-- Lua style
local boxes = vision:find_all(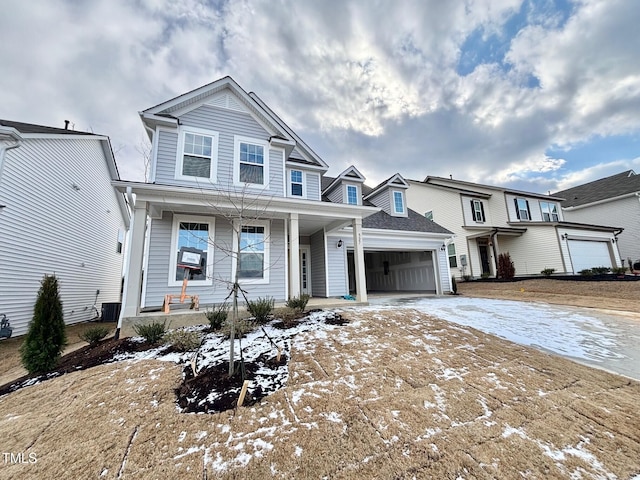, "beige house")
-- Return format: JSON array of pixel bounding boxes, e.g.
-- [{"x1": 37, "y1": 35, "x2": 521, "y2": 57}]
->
[{"x1": 407, "y1": 176, "x2": 623, "y2": 279}]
